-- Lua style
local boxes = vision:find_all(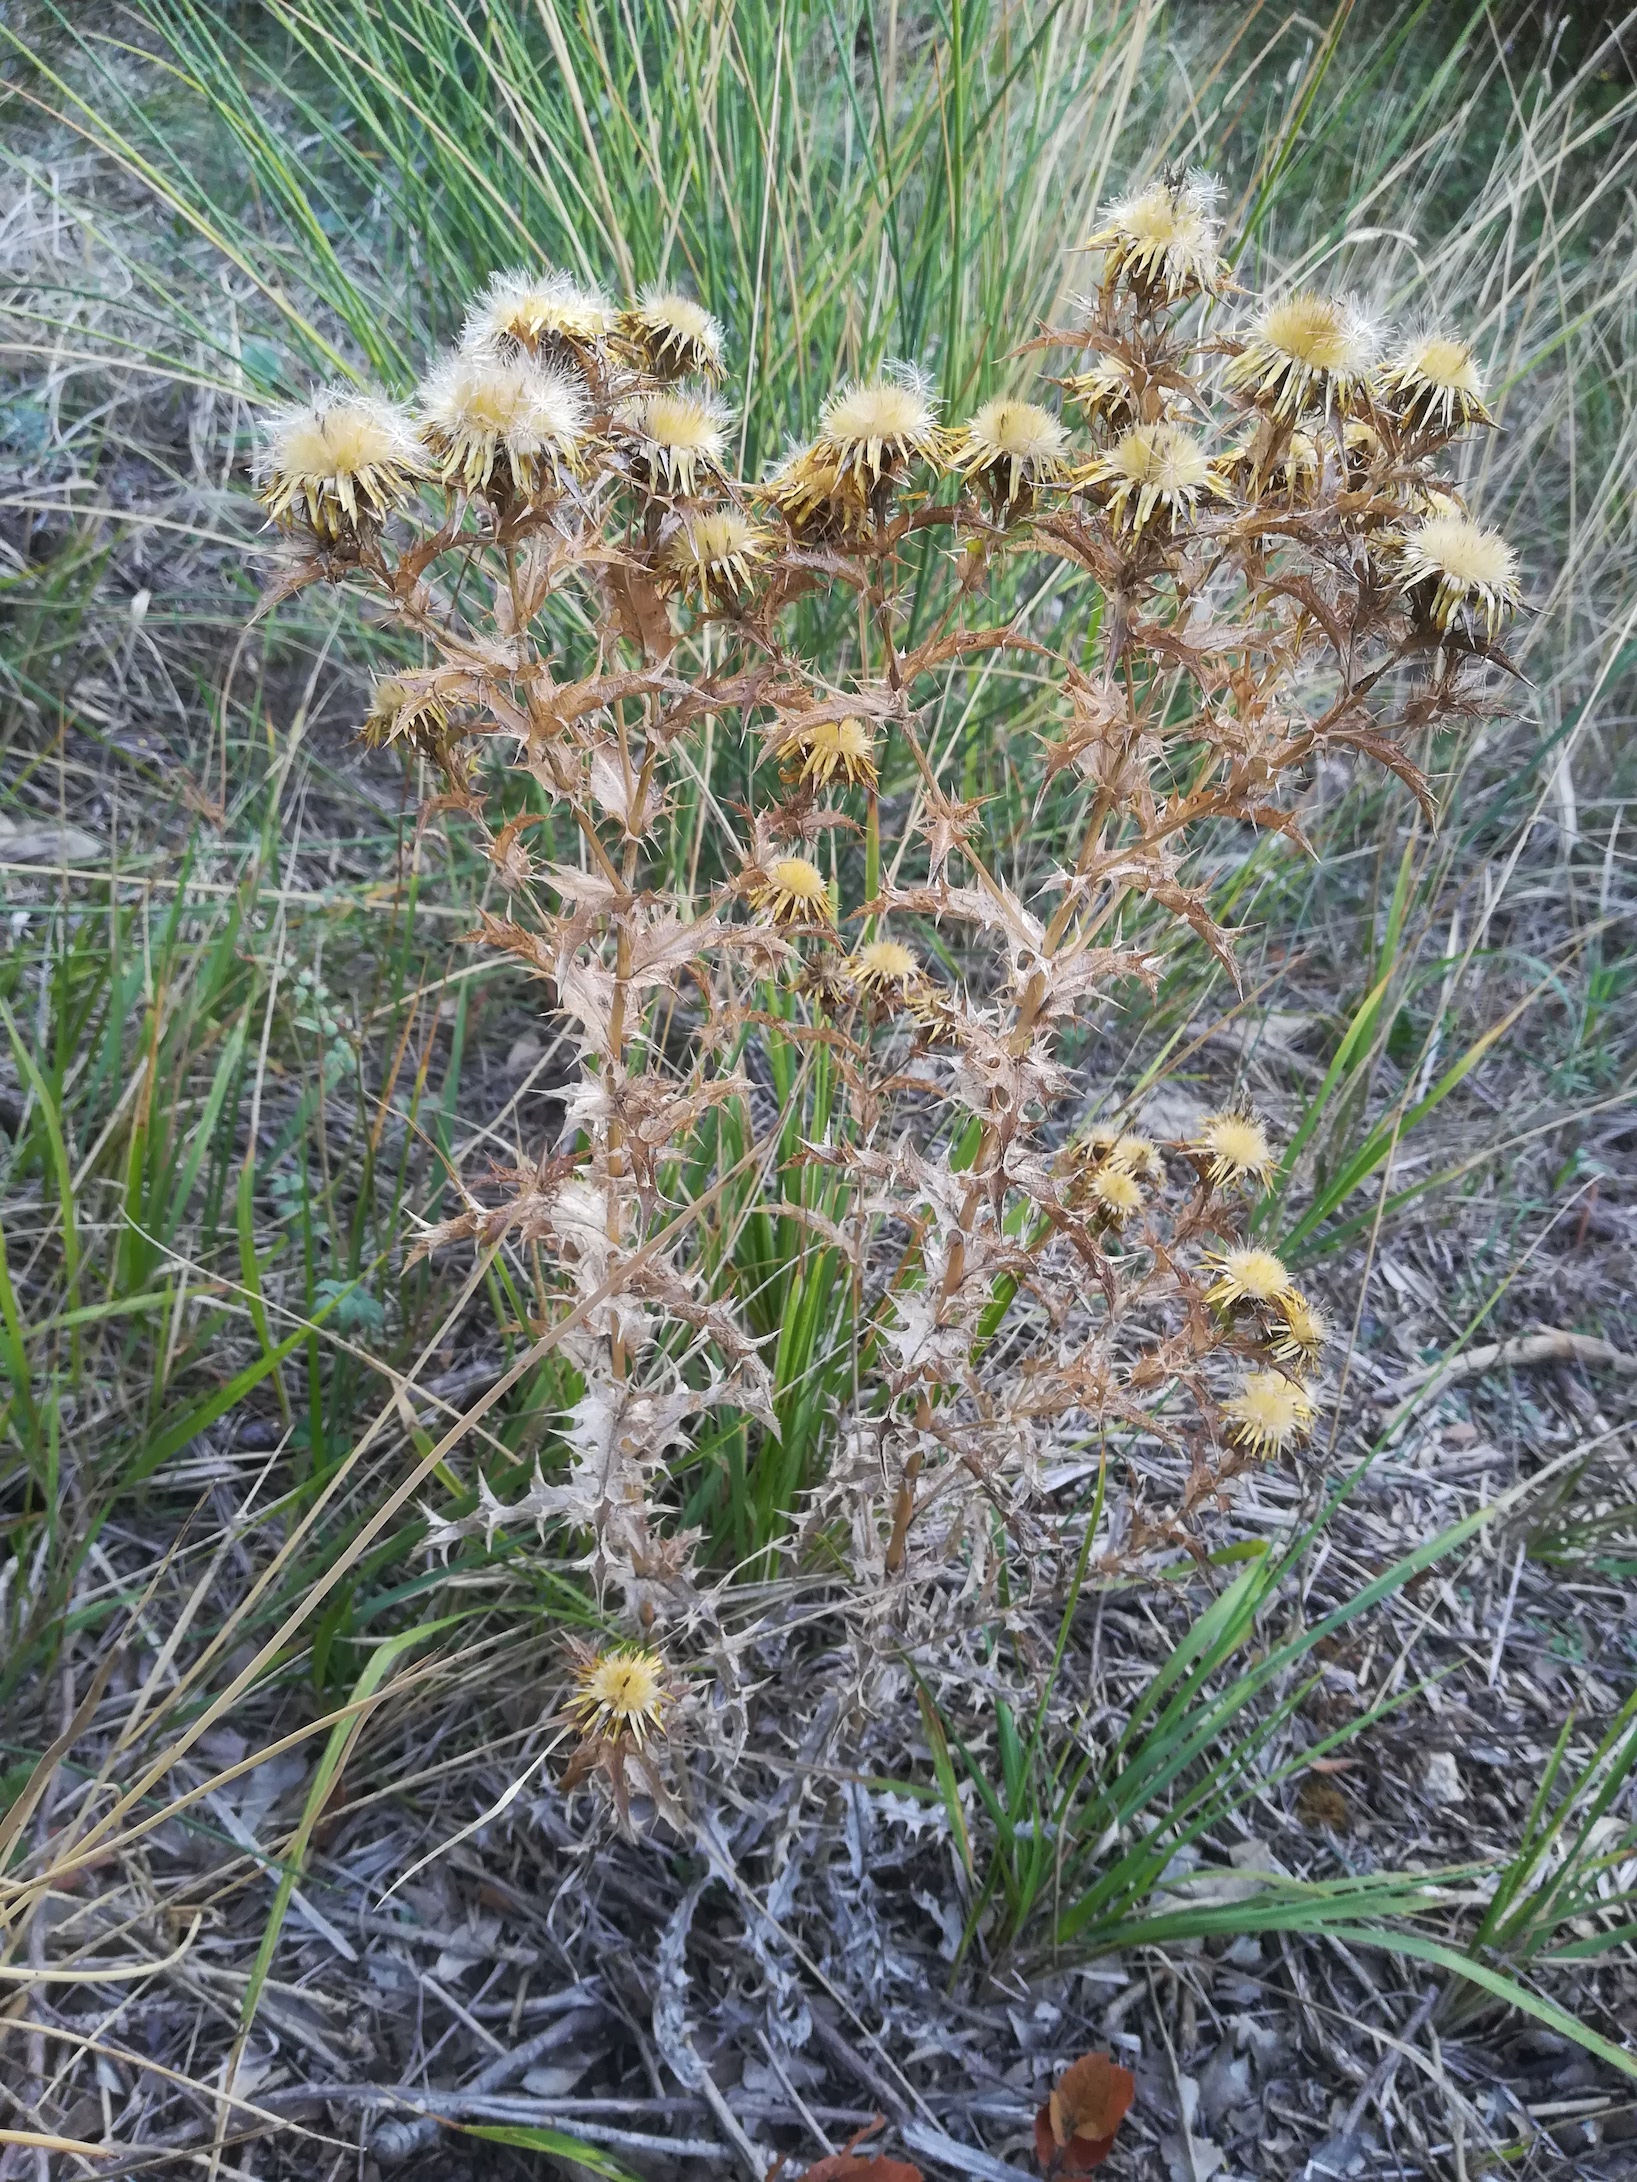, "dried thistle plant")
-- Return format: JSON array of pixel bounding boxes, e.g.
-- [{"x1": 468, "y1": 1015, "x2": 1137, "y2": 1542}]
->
[{"x1": 253, "y1": 173, "x2": 1518, "y2": 1686}]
